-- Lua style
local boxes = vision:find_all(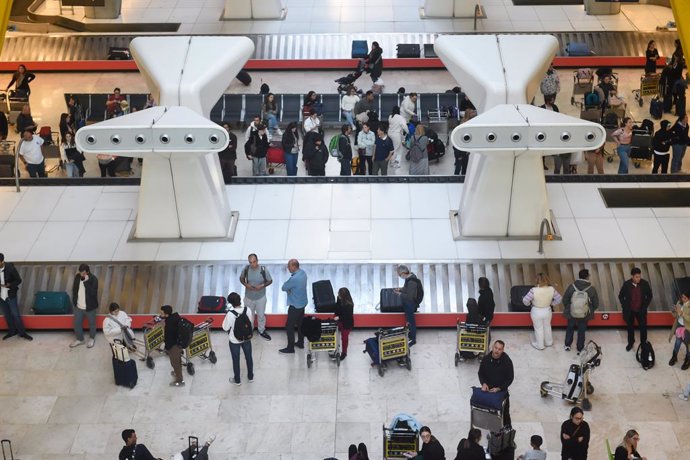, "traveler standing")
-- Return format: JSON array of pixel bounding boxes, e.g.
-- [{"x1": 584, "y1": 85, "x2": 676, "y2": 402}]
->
[
  {"x1": 0, "y1": 253, "x2": 32, "y2": 341},
  {"x1": 522, "y1": 273, "x2": 562, "y2": 350},
  {"x1": 618, "y1": 267, "x2": 653, "y2": 351},
  {"x1": 562, "y1": 269, "x2": 599, "y2": 354},
  {"x1": 334, "y1": 287, "x2": 354, "y2": 360},
  {"x1": 222, "y1": 292, "x2": 254, "y2": 386},
  {"x1": 645, "y1": 40, "x2": 660, "y2": 75},
  {"x1": 388, "y1": 106, "x2": 408, "y2": 168},
  {"x1": 339, "y1": 124, "x2": 353, "y2": 176},
  {"x1": 282, "y1": 122, "x2": 301, "y2": 176},
  {"x1": 239, "y1": 253, "x2": 272, "y2": 341},
  {"x1": 247, "y1": 123, "x2": 269, "y2": 176},
  {"x1": 18, "y1": 129, "x2": 46, "y2": 178},
  {"x1": 5, "y1": 64, "x2": 35, "y2": 98},
  {"x1": 395, "y1": 264, "x2": 422, "y2": 347},
  {"x1": 477, "y1": 277, "x2": 495, "y2": 324},
  {"x1": 560, "y1": 407, "x2": 590, "y2": 460},
  {"x1": 356, "y1": 122, "x2": 375, "y2": 175},
  {"x1": 651, "y1": 119, "x2": 673, "y2": 174},
  {"x1": 668, "y1": 291, "x2": 690, "y2": 370},
  {"x1": 478, "y1": 340, "x2": 514, "y2": 427},
  {"x1": 400, "y1": 93, "x2": 418, "y2": 122},
  {"x1": 408, "y1": 124, "x2": 429, "y2": 176},
  {"x1": 102, "y1": 302, "x2": 134, "y2": 346},
  {"x1": 160, "y1": 305, "x2": 185, "y2": 387},
  {"x1": 540, "y1": 65, "x2": 560, "y2": 100},
  {"x1": 279, "y1": 259, "x2": 308, "y2": 354},
  {"x1": 670, "y1": 113, "x2": 688, "y2": 173},
  {"x1": 372, "y1": 126, "x2": 394, "y2": 176},
  {"x1": 217, "y1": 122, "x2": 237, "y2": 182},
  {"x1": 70, "y1": 264, "x2": 99, "y2": 348},
  {"x1": 611, "y1": 117, "x2": 633, "y2": 174}
]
